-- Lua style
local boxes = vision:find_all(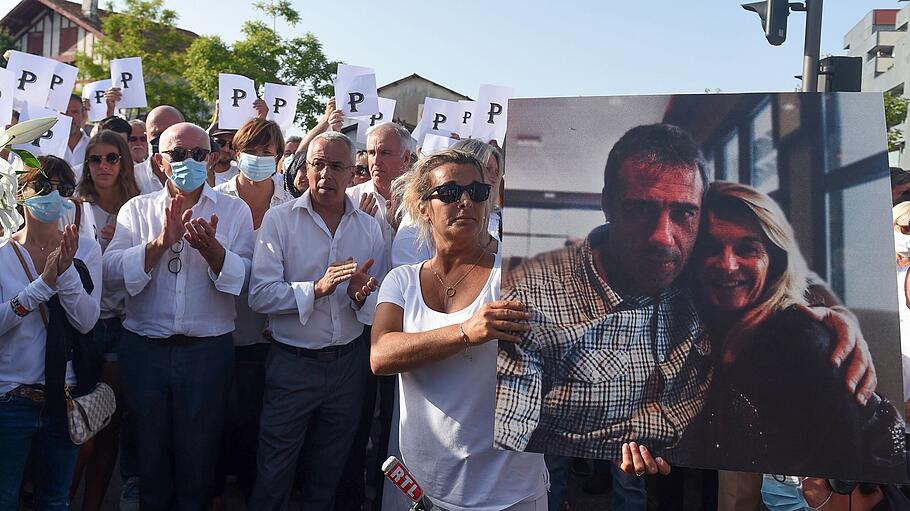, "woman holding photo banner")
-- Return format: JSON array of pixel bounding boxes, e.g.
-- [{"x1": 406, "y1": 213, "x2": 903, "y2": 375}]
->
[{"x1": 620, "y1": 181, "x2": 905, "y2": 482}]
